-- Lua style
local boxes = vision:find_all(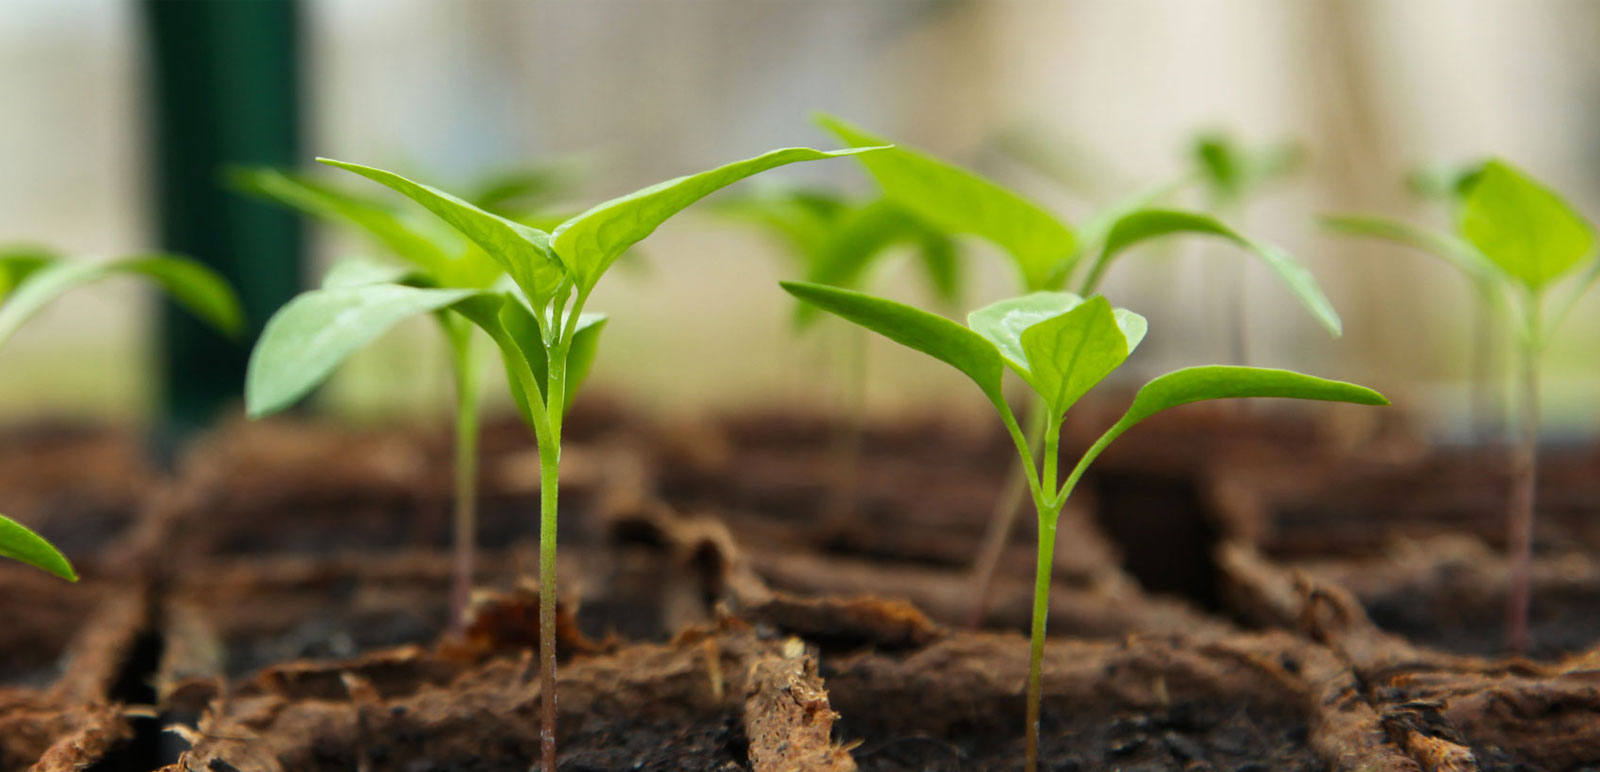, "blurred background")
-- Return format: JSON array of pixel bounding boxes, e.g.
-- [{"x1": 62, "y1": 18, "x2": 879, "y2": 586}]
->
[{"x1": 3, "y1": 0, "x2": 1598, "y2": 438}]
